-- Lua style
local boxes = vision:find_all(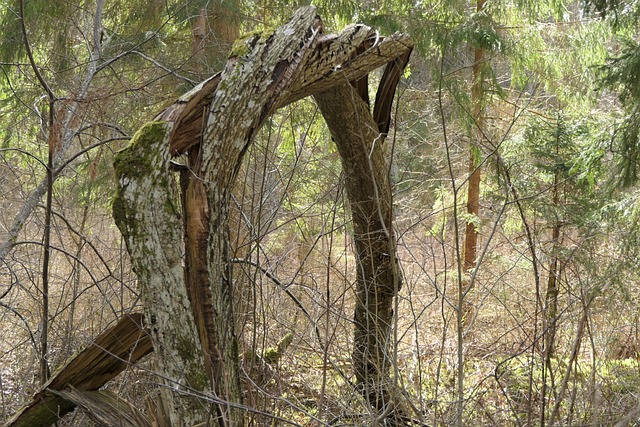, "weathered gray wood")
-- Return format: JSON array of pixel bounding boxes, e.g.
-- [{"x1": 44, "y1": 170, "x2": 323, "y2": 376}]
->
[
  {"x1": 51, "y1": 388, "x2": 151, "y2": 427},
  {"x1": 157, "y1": 23, "x2": 412, "y2": 157},
  {"x1": 196, "y1": 8, "x2": 322, "y2": 425},
  {"x1": 4, "y1": 313, "x2": 152, "y2": 427}
]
